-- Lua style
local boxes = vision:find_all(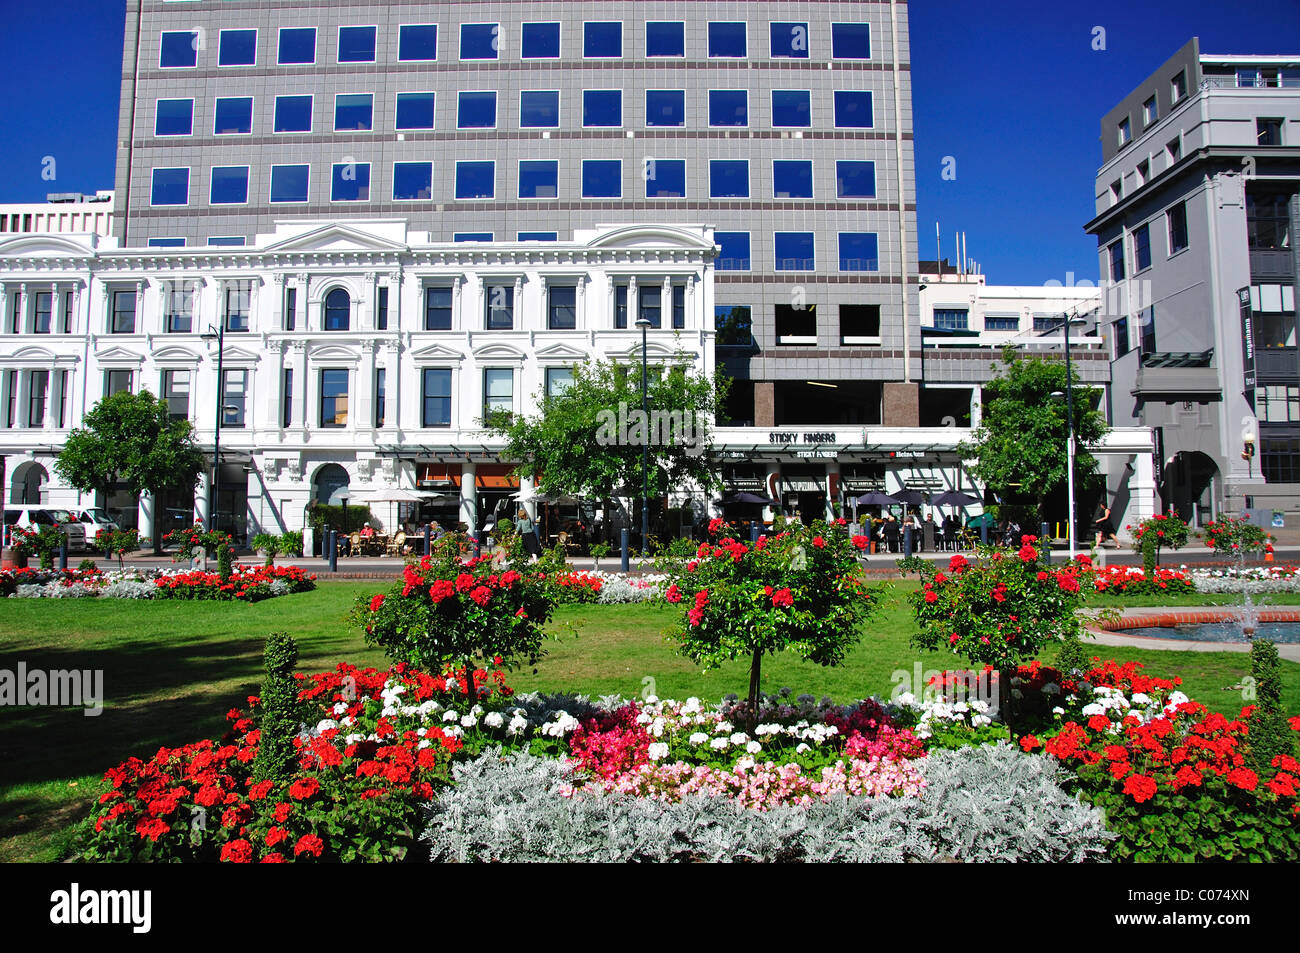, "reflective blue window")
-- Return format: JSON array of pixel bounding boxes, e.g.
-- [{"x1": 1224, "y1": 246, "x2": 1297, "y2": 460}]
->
[
  {"x1": 518, "y1": 232, "x2": 557, "y2": 241},
  {"x1": 457, "y1": 91, "x2": 497, "y2": 128},
  {"x1": 775, "y1": 232, "x2": 815, "y2": 270},
  {"x1": 583, "y1": 90, "x2": 622, "y2": 127},
  {"x1": 148, "y1": 238, "x2": 185, "y2": 248},
  {"x1": 519, "y1": 90, "x2": 559, "y2": 127},
  {"x1": 582, "y1": 160, "x2": 621, "y2": 198},
  {"x1": 274, "y1": 95, "x2": 312, "y2": 132},
  {"x1": 160, "y1": 31, "x2": 198, "y2": 68},
  {"x1": 207, "y1": 237, "x2": 246, "y2": 247},
  {"x1": 770, "y1": 22, "x2": 809, "y2": 58},
  {"x1": 833, "y1": 91, "x2": 873, "y2": 128},
  {"x1": 335, "y1": 94, "x2": 373, "y2": 131},
  {"x1": 213, "y1": 97, "x2": 253, "y2": 135},
  {"x1": 645, "y1": 159, "x2": 686, "y2": 198},
  {"x1": 838, "y1": 232, "x2": 879, "y2": 271},
  {"x1": 709, "y1": 160, "x2": 749, "y2": 198},
  {"x1": 708, "y1": 22, "x2": 746, "y2": 57},
  {"x1": 460, "y1": 23, "x2": 499, "y2": 60},
  {"x1": 150, "y1": 168, "x2": 189, "y2": 206},
  {"x1": 454, "y1": 233, "x2": 493, "y2": 242},
  {"x1": 338, "y1": 26, "x2": 377, "y2": 62},
  {"x1": 773, "y1": 160, "x2": 813, "y2": 198},
  {"x1": 209, "y1": 166, "x2": 249, "y2": 205},
  {"x1": 646, "y1": 21, "x2": 685, "y2": 57},
  {"x1": 218, "y1": 30, "x2": 256, "y2": 66},
  {"x1": 155, "y1": 99, "x2": 193, "y2": 136},
  {"x1": 331, "y1": 162, "x2": 371, "y2": 201},
  {"x1": 709, "y1": 90, "x2": 748, "y2": 127},
  {"x1": 522, "y1": 22, "x2": 560, "y2": 58},
  {"x1": 399, "y1": 25, "x2": 437, "y2": 61},
  {"x1": 278, "y1": 28, "x2": 316, "y2": 64},
  {"x1": 455, "y1": 161, "x2": 495, "y2": 199},
  {"x1": 771, "y1": 90, "x2": 811, "y2": 127},
  {"x1": 714, "y1": 232, "x2": 751, "y2": 271},
  {"x1": 269, "y1": 165, "x2": 309, "y2": 203},
  {"x1": 645, "y1": 90, "x2": 685, "y2": 127},
  {"x1": 583, "y1": 22, "x2": 621, "y2": 57},
  {"x1": 836, "y1": 160, "x2": 876, "y2": 198},
  {"x1": 393, "y1": 162, "x2": 433, "y2": 201},
  {"x1": 395, "y1": 92, "x2": 435, "y2": 129},
  {"x1": 831, "y1": 23, "x2": 871, "y2": 59},
  {"x1": 518, "y1": 160, "x2": 559, "y2": 199}
]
